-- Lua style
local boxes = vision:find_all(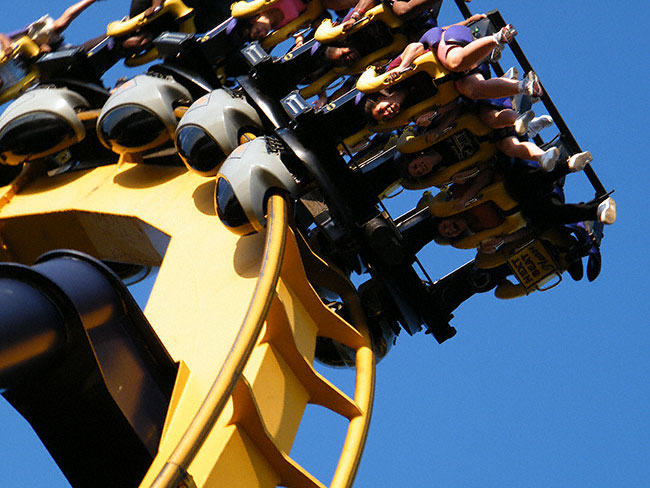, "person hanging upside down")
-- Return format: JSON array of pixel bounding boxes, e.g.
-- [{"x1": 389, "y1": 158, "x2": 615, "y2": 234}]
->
[
  {"x1": 0, "y1": 0, "x2": 100, "y2": 55},
  {"x1": 425, "y1": 159, "x2": 617, "y2": 248},
  {"x1": 340, "y1": 0, "x2": 472, "y2": 32}
]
